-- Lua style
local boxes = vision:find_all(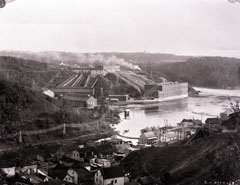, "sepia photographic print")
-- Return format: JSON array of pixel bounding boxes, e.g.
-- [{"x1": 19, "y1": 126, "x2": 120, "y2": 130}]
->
[{"x1": 0, "y1": 0, "x2": 240, "y2": 184}]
